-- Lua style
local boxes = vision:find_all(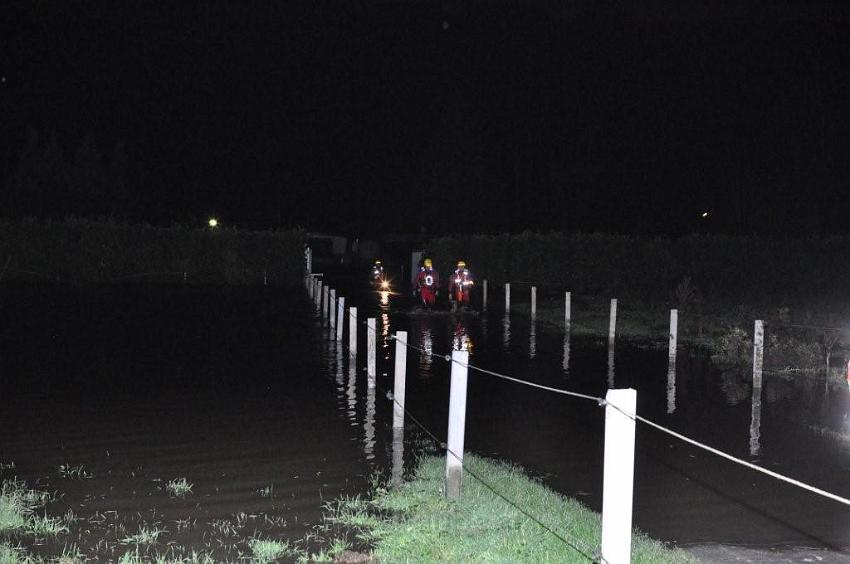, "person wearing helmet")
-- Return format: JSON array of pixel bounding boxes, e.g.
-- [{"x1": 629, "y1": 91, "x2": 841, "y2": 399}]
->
[
  {"x1": 415, "y1": 257, "x2": 439, "y2": 308},
  {"x1": 448, "y1": 260, "x2": 474, "y2": 312}
]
